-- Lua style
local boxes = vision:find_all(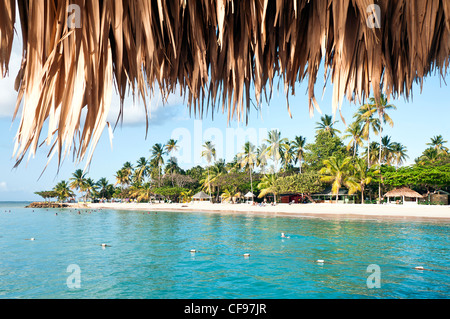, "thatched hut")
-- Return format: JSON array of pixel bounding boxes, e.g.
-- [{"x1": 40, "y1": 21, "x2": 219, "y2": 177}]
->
[
  {"x1": 384, "y1": 187, "x2": 424, "y2": 205},
  {"x1": 1, "y1": 1, "x2": 449, "y2": 168},
  {"x1": 192, "y1": 191, "x2": 211, "y2": 202}
]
